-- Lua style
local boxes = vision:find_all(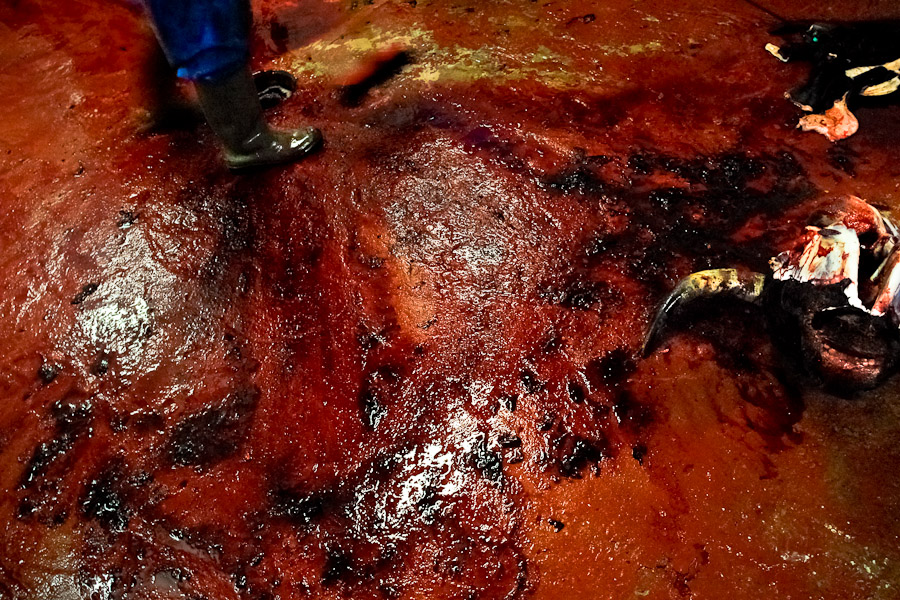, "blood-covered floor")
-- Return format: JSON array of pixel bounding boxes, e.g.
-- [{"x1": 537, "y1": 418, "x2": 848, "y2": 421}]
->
[{"x1": 2, "y1": 0, "x2": 900, "y2": 598}]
